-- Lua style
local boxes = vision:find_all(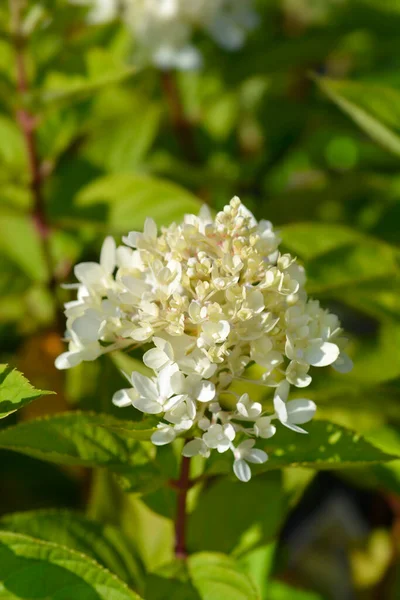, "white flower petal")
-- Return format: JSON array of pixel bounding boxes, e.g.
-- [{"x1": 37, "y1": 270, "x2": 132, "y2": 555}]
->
[
  {"x1": 236, "y1": 402, "x2": 249, "y2": 417},
  {"x1": 74, "y1": 262, "x2": 103, "y2": 286},
  {"x1": 130, "y1": 372, "x2": 158, "y2": 402},
  {"x1": 151, "y1": 427, "x2": 176, "y2": 446},
  {"x1": 70, "y1": 312, "x2": 101, "y2": 342},
  {"x1": 143, "y1": 348, "x2": 170, "y2": 370},
  {"x1": 273, "y1": 381, "x2": 289, "y2": 422},
  {"x1": 217, "y1": 440, "x2": 231, "y2": 453},
  {"x1": 100, "y1": 236, "x2": 116, "y2": 273},
  {"x1": 132, "y1": 395, "x2": 163, "y2": 414},
  {"x1": 112, "y1": 388, "x2": 138, "y2": 407},
  {"x1": 245, "y1": 449, "x2": 268, "y2": 464},
  {"x1": 219, "y1": 320, "x2": 231, "y2": 341},
  {"x1": 163, "y1": 394, "x2": 186, "y2": 412},
  {"x1": 144, "y1": 217, "x2": 157, "y2": 239},
  {"x1": 332, "y1": 352, "x2": 353, "y2": 374},
  {"x1": 122, "y1": 231, "x2": 139, "y2": 248},
  {"x1": 154, "y1": 337, "x2": 174, "y2": 359},
  {"x1": 121, "y1": 276, "x2": 150, "y2": 297},
  {"x1": 237, "y1": 439, "x2": 255, "y2": 452},
  {"x1": 170, "y1": 370, "x2": 186, "y2": 395},
  {"x1": 282, "y1": 422, "x2": 309, "y2": 434},
  {"x1": 54, "y1": 351, "x2": 82, "y2": 370},
  {"x1": 195, "y1": 380, "x2": 216, "y2": 402},
  {"x1": 233, "y1": 459, "x2": 251, "y2": 482},
  {"x1": 174, "y1": 419, "x2": 193, "y2": 432},
  {"x1": 130, "y1": 327, "x2": 153, "y2": 342},
  {"x1": 286, "y1": 399, "x2": 316, "y2": 425},
  {"x1": 257, "y1": 423, "x2": 276, "y2": 439},
  {"x1": 248, "y1": 402, "x2": 262, "y2": 418},
  {"x1": 198, "y1": 417, "x2": 211, "y2": 431},
  {"x1": 187, "y1": 398, "x2": 197, "y2": 420},
  {"x1": 304, "y1": 340, "x2": 340, "y2": 367},
  {"x1": 182, "y1": 438, "x2": 209, "y2": 457},
  {"x1": 293, "y1": 374, "x2": 312, "y2": 388},
  {"x1": 157, "y1": 364, "x2": 178, "y2": 399},
  {"x1": 223, "y1": 423, "x2": 236, "y2": 442}
]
